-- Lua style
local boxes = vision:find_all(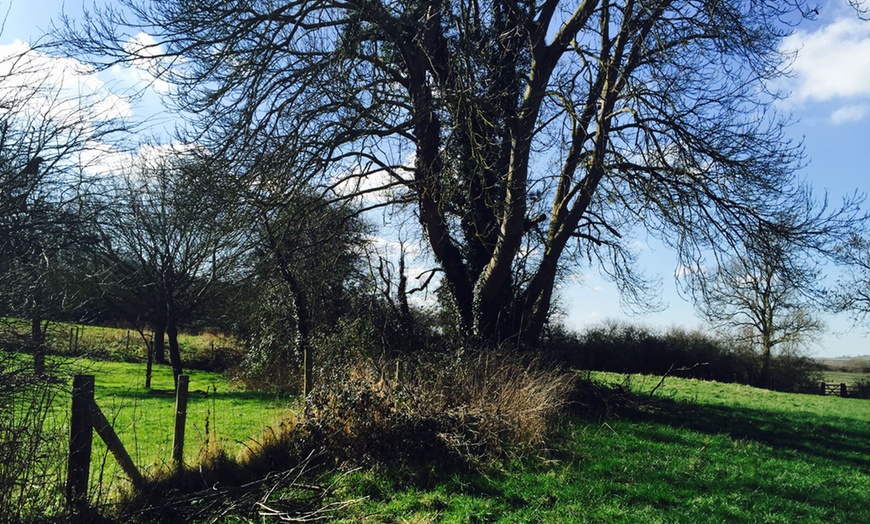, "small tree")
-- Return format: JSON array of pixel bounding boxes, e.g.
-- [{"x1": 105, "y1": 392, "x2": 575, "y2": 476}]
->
[
  {"x1": 235, "y1": 170, "x2": 370, "y2": 394},
  {"x1": 699, "y1": 239, "x2": 824, "y2": 388},
  {"x1": 95, "y1": 153, "x2": 242, "y2": 386}
]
